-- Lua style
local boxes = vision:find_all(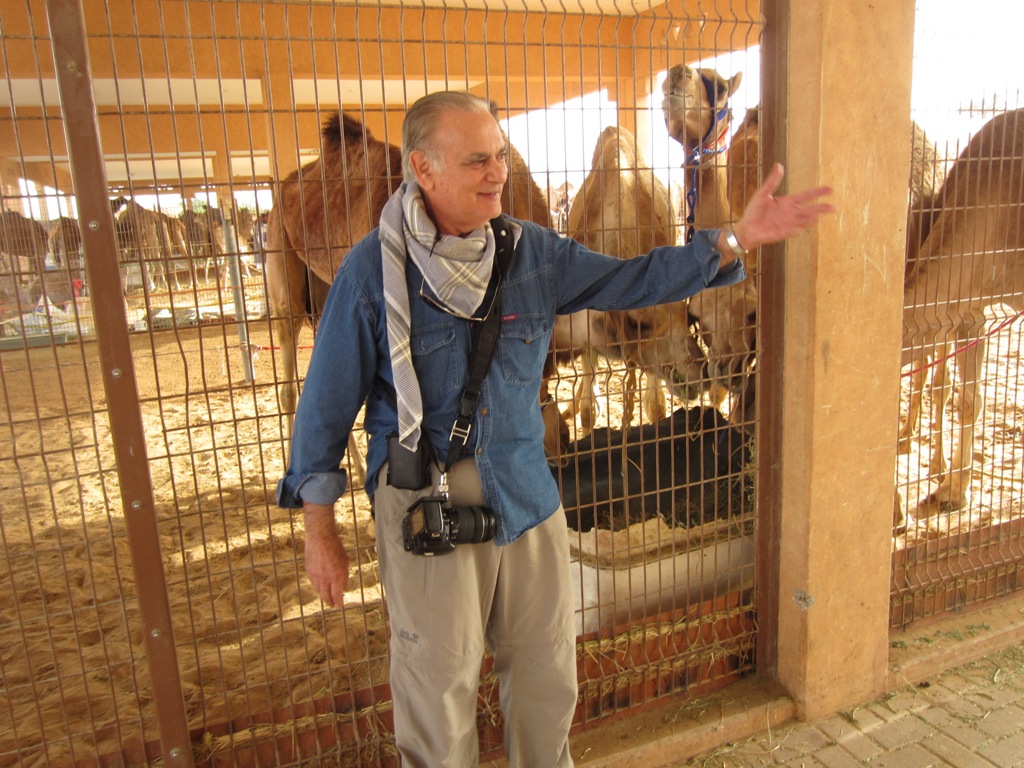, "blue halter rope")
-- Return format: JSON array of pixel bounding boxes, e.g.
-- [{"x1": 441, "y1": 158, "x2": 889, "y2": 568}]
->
[{"x1": 684, "y1": 72, "x2": 731, "y2": 243}]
